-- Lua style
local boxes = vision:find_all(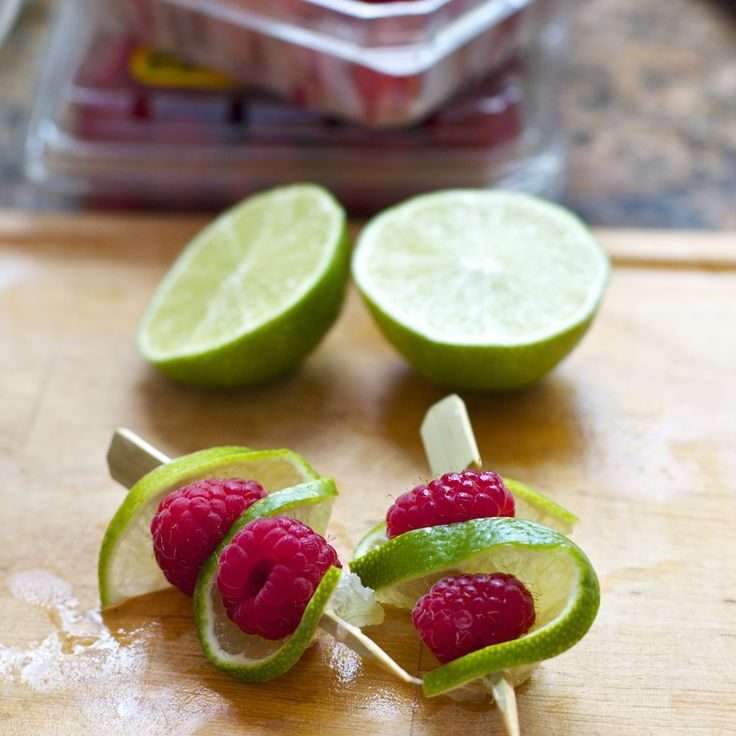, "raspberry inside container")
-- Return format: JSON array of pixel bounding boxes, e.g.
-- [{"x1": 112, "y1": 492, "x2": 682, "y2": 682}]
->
[
  {"x1": 111, "y1": 0, "x2": 566, "y2": 127},
  {"x1": 26, "y1": 1, "x2": 567, "y2": 213}
]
